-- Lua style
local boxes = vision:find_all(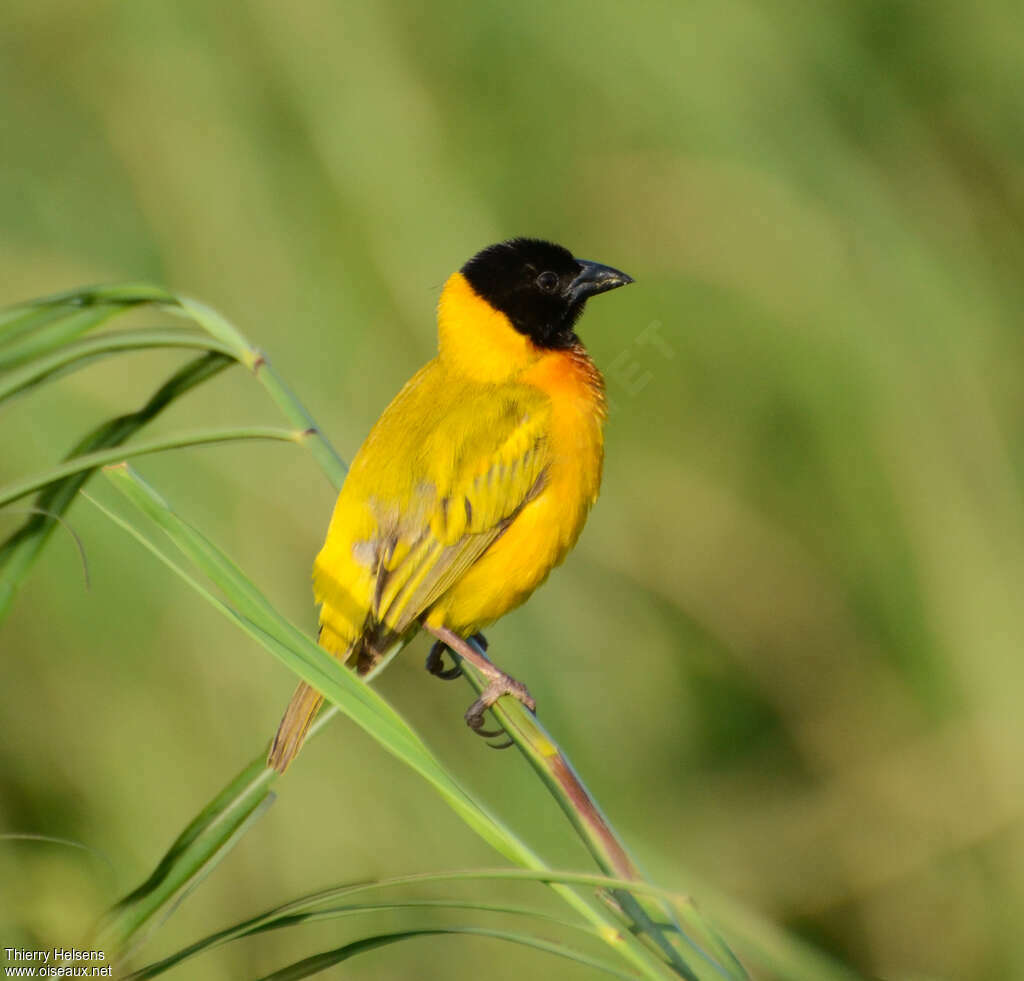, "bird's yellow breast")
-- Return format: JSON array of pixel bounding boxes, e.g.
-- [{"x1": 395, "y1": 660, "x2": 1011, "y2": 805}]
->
[{"x1": 425, "y1": 343, "x2": 606, "y2": 633}]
